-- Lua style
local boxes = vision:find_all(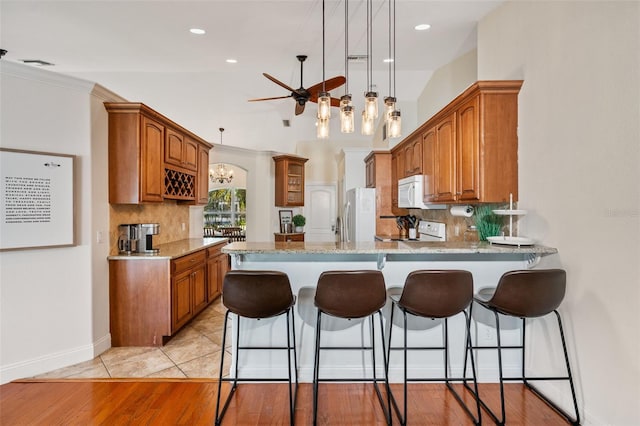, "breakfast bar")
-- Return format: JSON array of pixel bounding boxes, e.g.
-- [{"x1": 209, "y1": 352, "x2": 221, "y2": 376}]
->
[{"x1": 222, "y1": 240, "x2": 558, "y2": 383}]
